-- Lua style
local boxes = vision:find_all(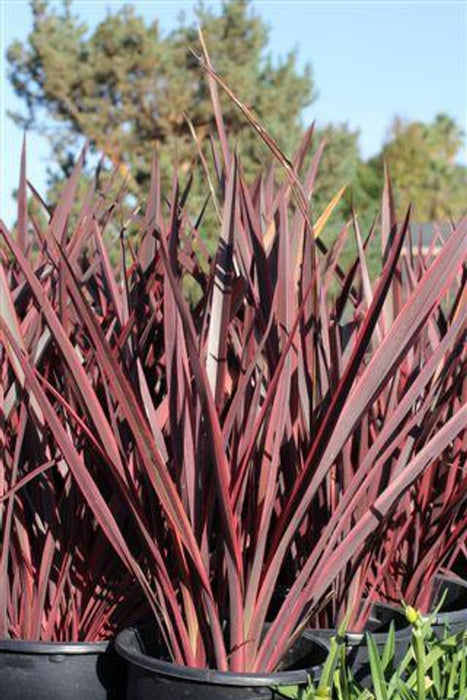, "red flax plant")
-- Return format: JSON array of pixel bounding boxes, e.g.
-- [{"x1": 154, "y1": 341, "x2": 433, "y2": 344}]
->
[
  {"x1": 348, "y1": 220, "x2": 467, "y2": 622},
  {"x1": 0, "y1": 145, "x2": 150, "y2": 641},
  {"x1": 1, "y1": 68, "x2": 466, "y2": 669}
]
